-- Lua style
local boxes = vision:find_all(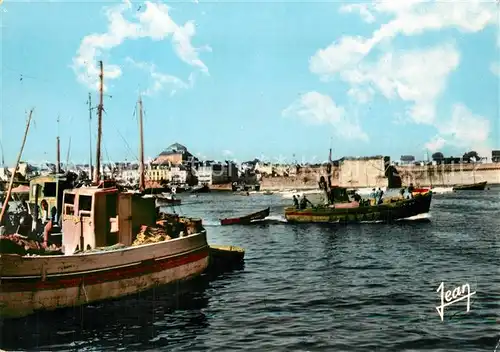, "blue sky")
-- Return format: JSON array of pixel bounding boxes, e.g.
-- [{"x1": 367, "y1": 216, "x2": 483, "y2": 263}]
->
[{"x1": 1, "y1": 0, "x2": 499, "y2": 166}]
